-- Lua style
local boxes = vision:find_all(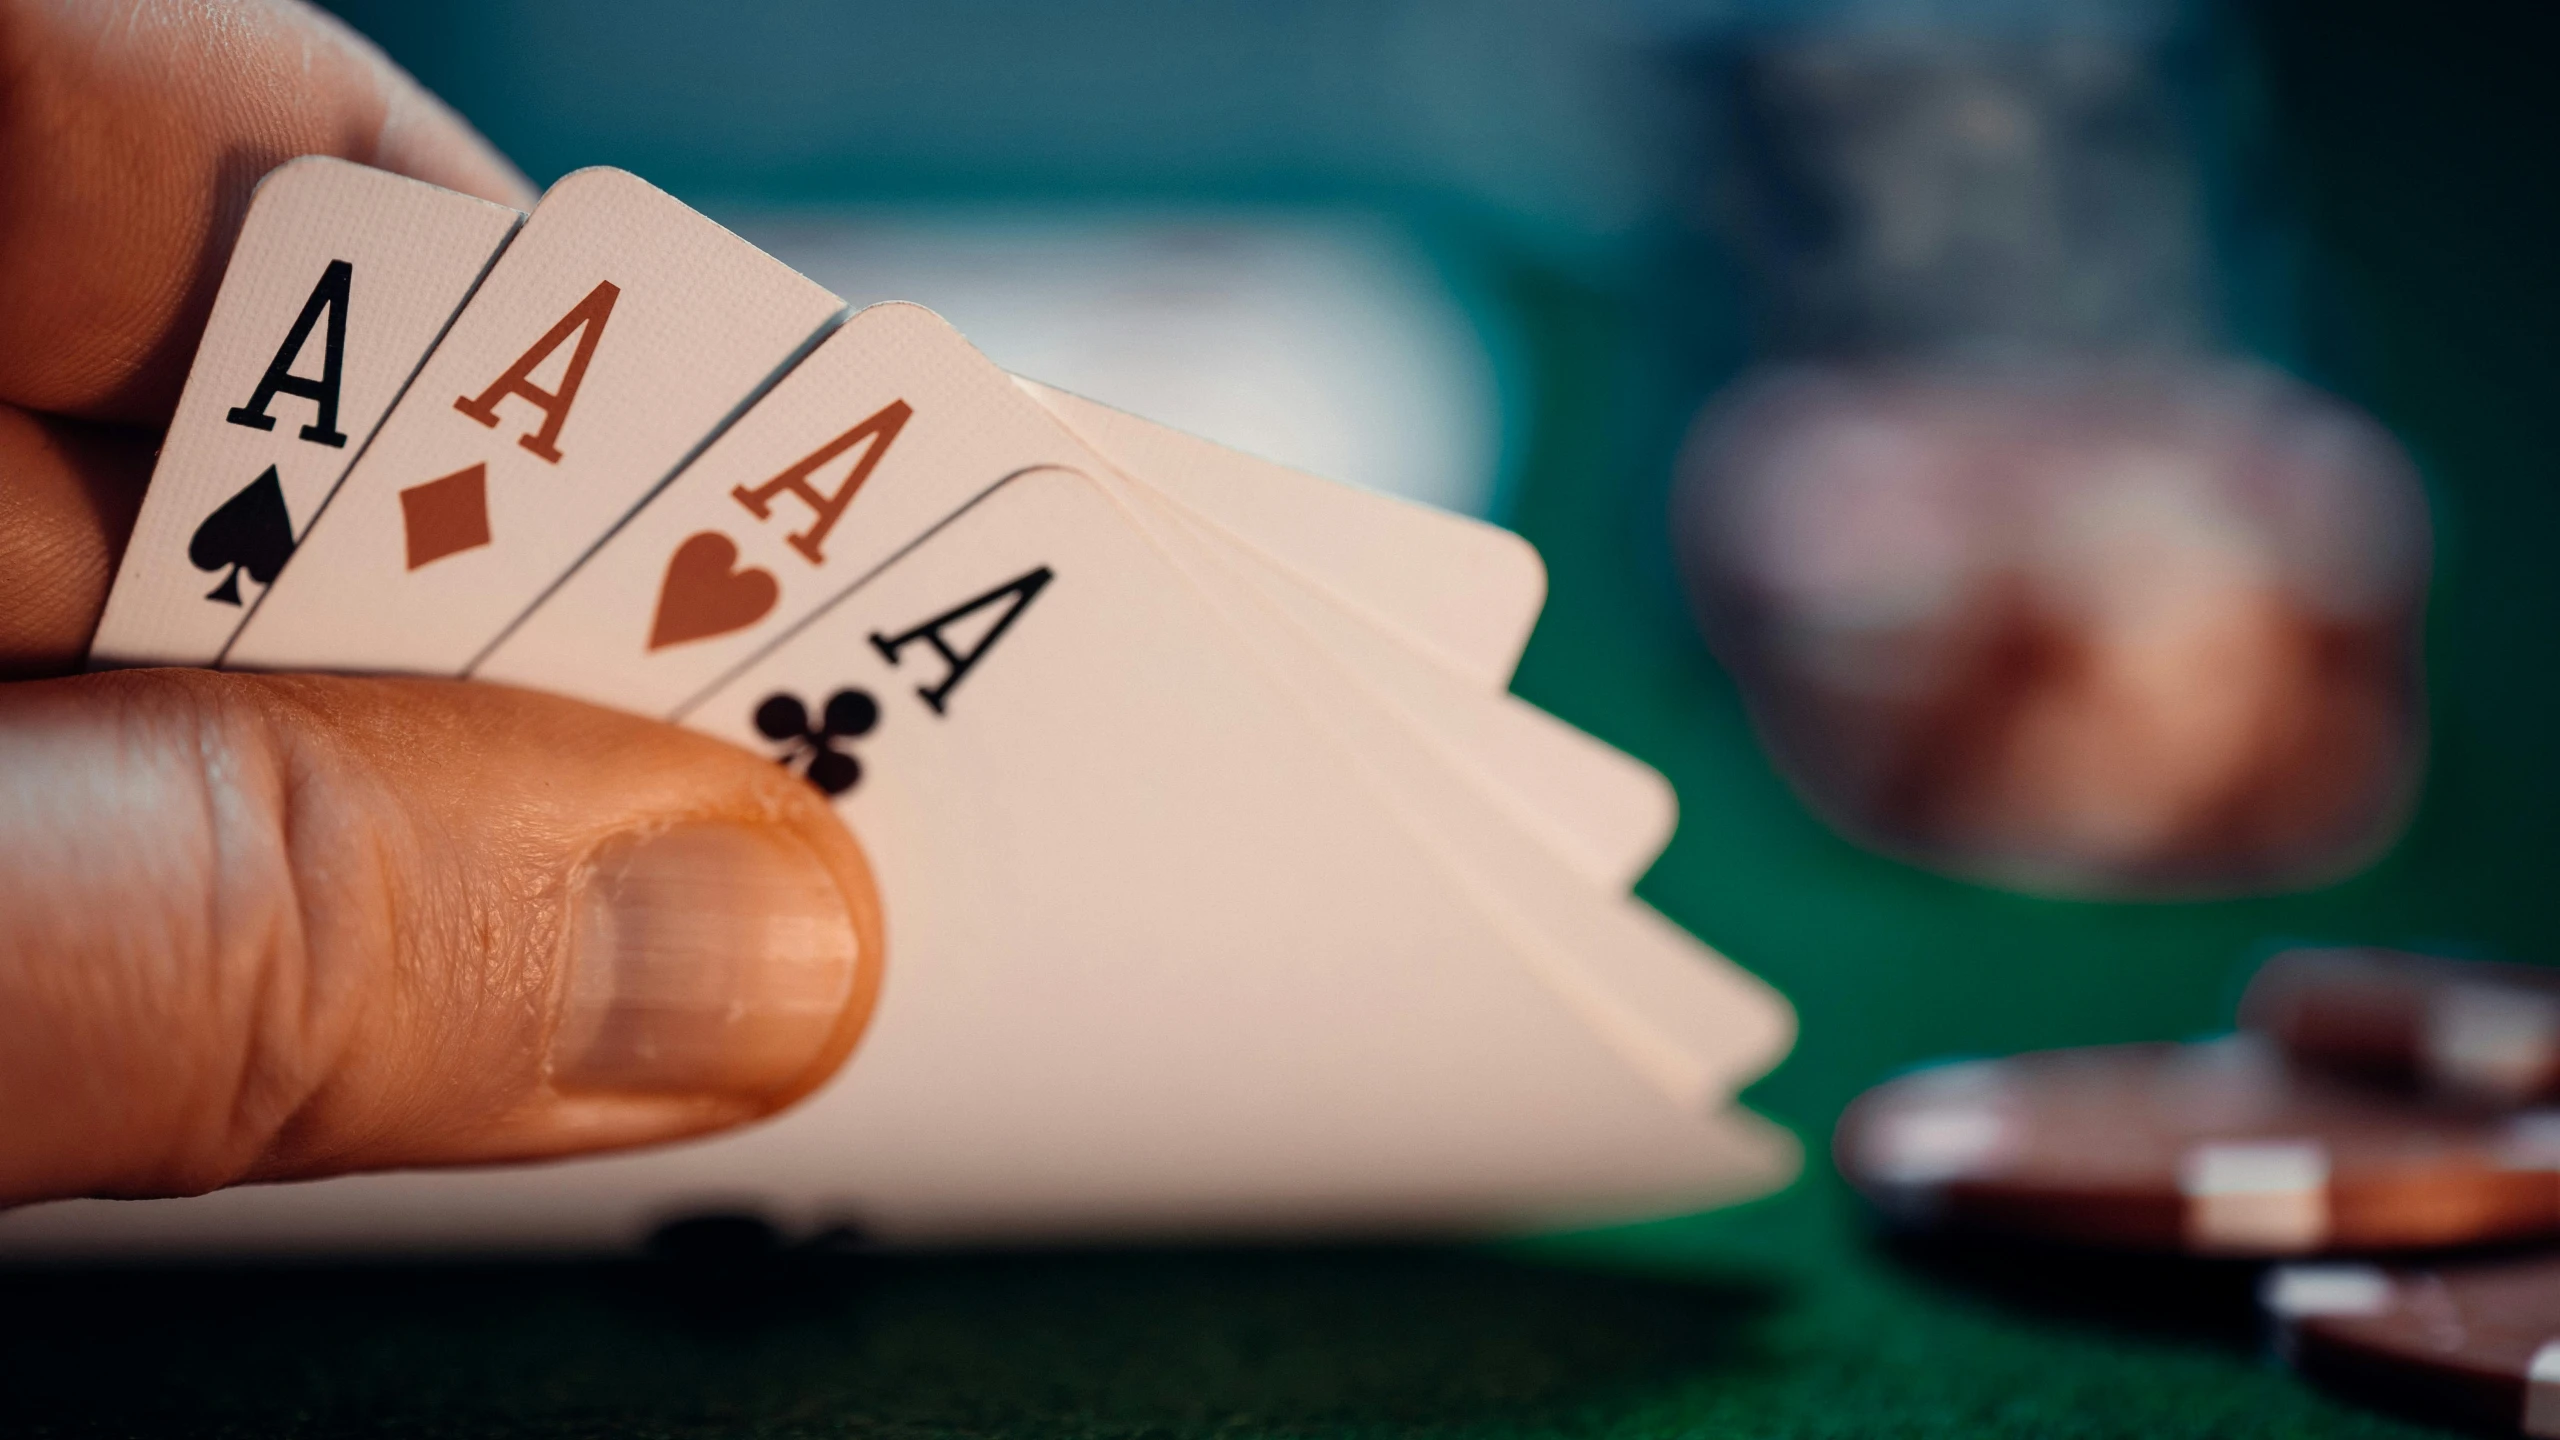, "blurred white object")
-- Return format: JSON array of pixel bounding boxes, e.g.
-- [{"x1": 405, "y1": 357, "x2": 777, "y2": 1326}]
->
[{"x1": 731, "y1": 209, "x2": 1508, "y2": 519}]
